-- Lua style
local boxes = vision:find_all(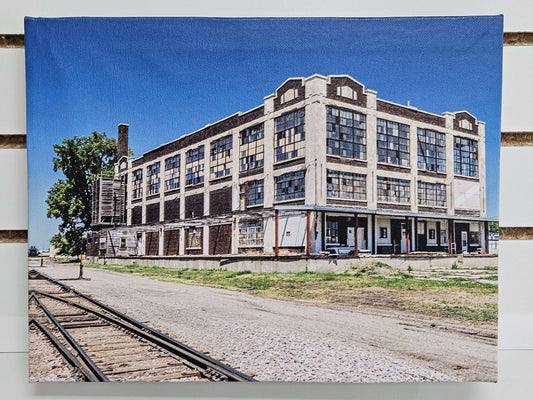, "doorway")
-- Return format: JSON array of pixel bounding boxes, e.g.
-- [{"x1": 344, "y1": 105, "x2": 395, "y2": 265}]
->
[{"x1": 391, "y1": 219, "x2": 407, "y2": 254}]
